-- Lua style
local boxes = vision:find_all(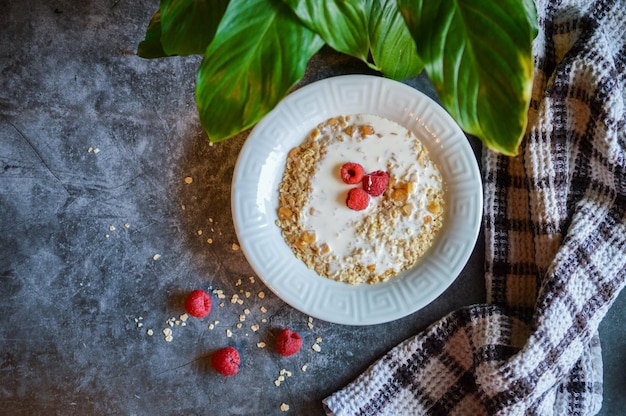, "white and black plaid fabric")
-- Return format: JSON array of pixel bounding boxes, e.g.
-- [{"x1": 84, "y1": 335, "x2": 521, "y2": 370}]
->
[{"x1": 324, "y1": 0, "x2": 626, "y2": 414}]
